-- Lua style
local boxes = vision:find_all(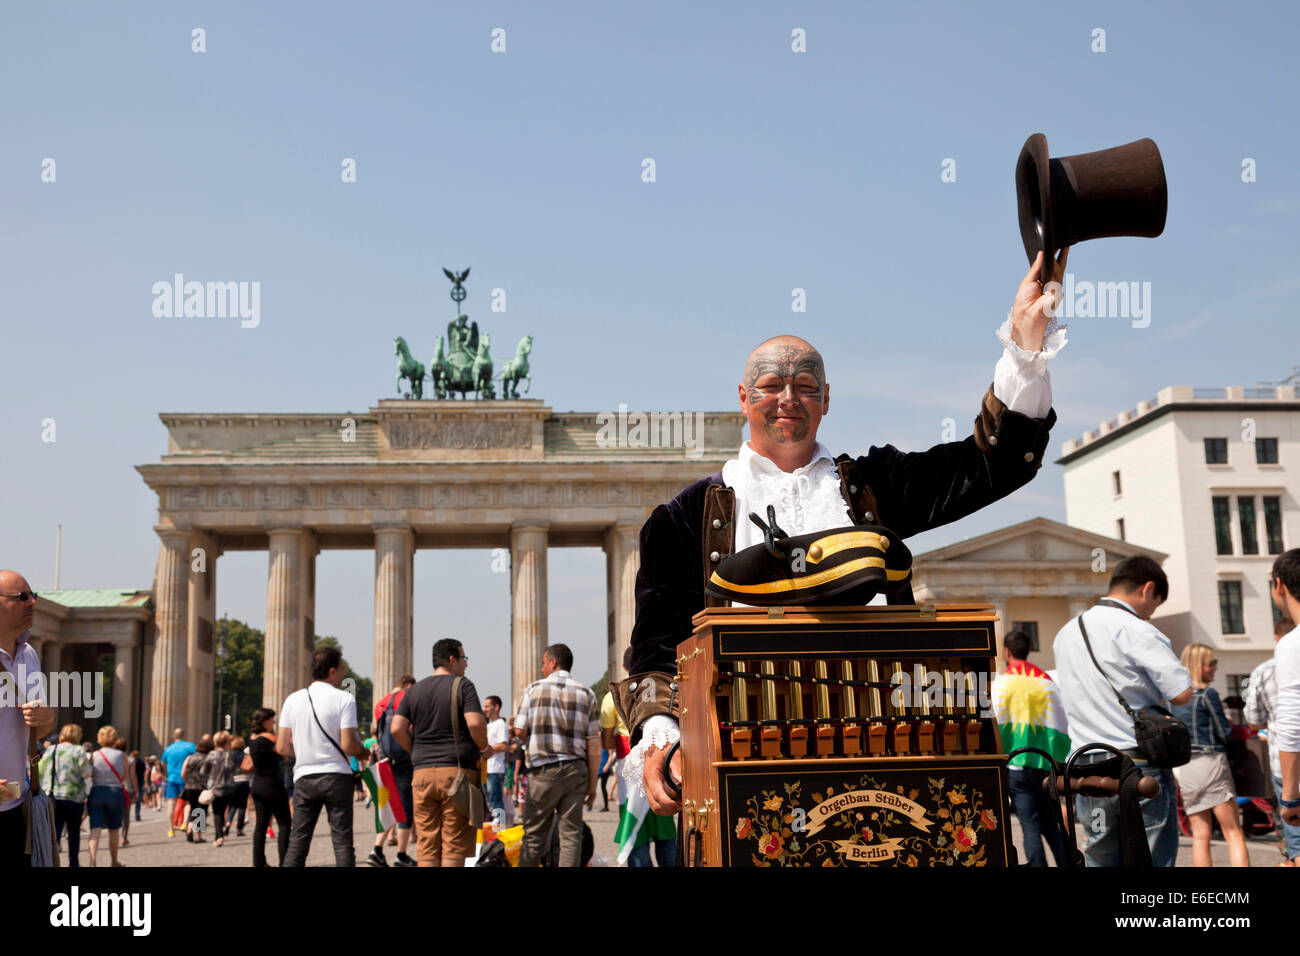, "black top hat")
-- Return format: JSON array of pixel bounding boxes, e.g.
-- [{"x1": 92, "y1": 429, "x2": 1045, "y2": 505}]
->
[
  {"x1": 1016, "y1": 133, "x2": 1168, "y2": 285},
  {"x1": 704, "y1": 507, "x2": 913, "y2": 607}
]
